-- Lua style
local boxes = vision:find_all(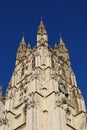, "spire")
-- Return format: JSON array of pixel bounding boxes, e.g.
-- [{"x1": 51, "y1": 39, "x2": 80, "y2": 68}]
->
[{"x1": 37, "y1": 20, "x2": 48, "y2": 46}]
